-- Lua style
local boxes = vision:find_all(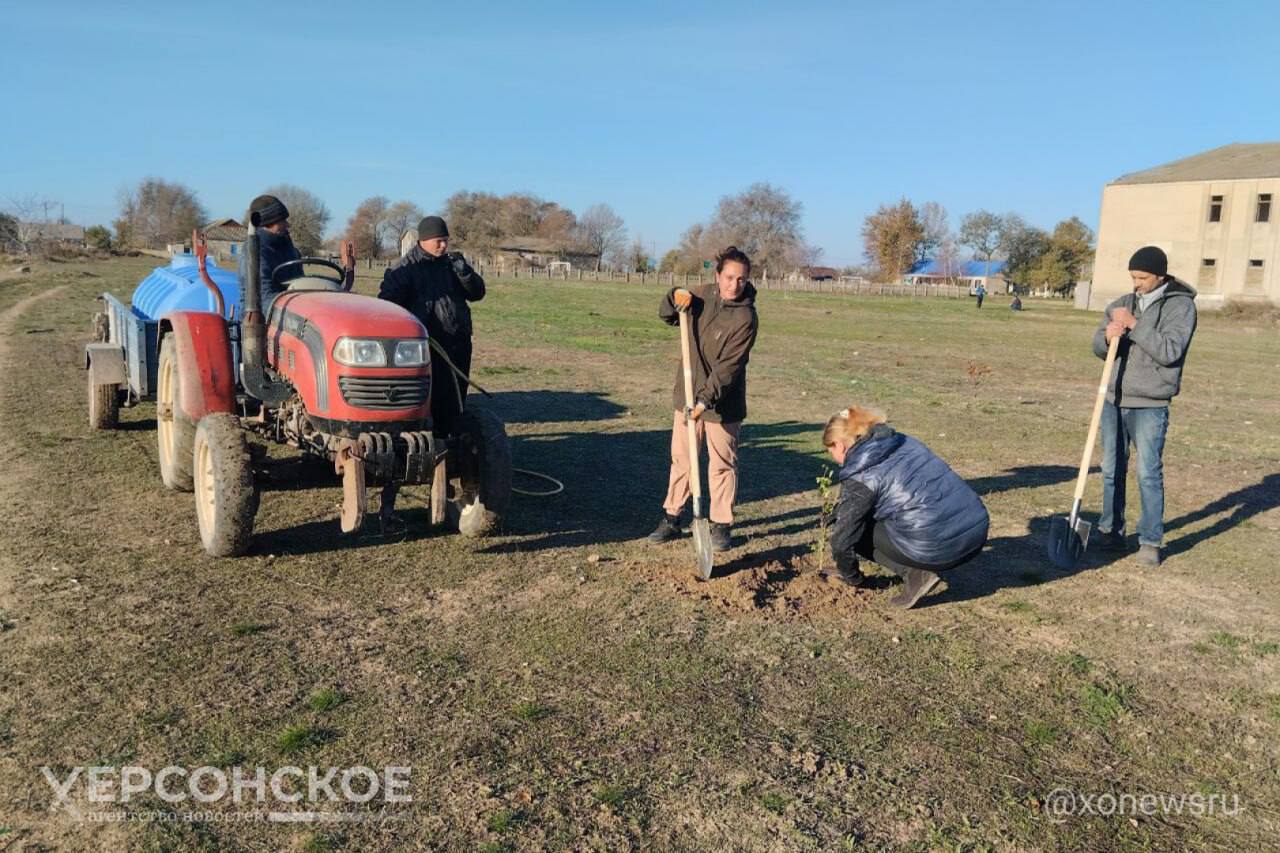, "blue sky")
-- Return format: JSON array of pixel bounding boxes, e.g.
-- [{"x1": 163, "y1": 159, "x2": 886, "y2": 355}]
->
[{"x1": 3, "y1": 0, "x2": 1277, "y2": 266}]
